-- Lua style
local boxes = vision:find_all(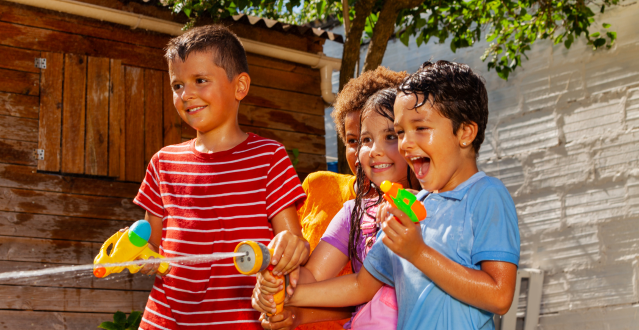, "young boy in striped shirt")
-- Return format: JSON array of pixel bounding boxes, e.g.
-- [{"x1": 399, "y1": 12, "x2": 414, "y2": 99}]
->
[{"x1": 132, "y1": 25, "x2": 310, "y2": 330}]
